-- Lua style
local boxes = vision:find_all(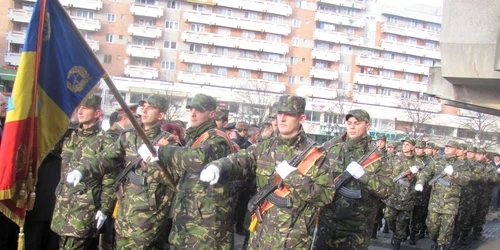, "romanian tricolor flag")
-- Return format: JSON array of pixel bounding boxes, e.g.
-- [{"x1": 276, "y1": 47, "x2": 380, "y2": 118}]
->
[{"x1": 0, "y1": 0, "x2": 105, "y2": 226}]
